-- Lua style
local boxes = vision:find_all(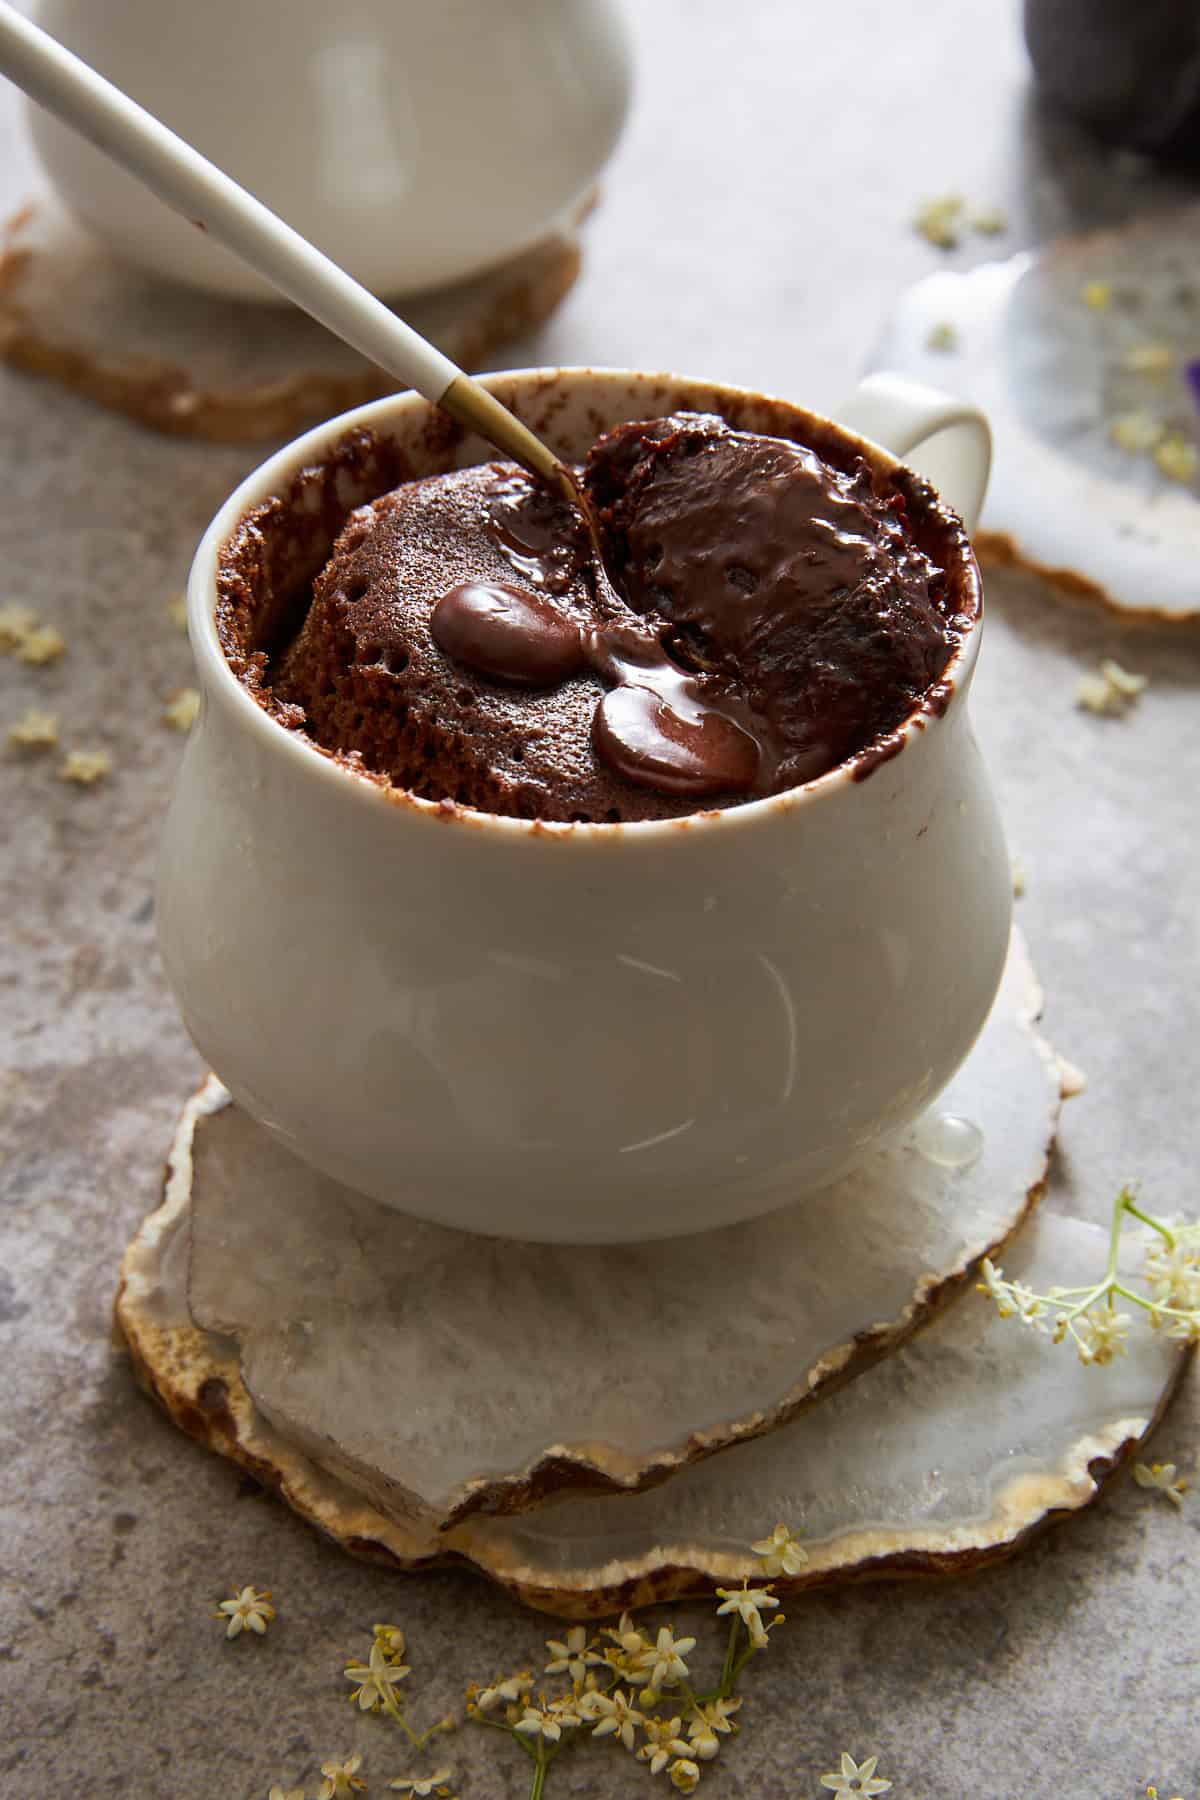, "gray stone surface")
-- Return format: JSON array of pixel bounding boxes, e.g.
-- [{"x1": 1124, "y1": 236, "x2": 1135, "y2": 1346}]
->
[{"x1": 1, "y1": 3, "x2": 1198, "y2": 1798}]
